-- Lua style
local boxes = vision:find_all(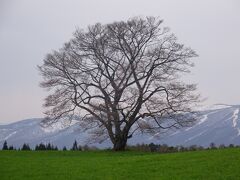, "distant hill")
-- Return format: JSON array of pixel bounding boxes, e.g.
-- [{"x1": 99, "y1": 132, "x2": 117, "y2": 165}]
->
[{"x1": 1, "y1": 104, "x2": 240, "y2": 149}]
